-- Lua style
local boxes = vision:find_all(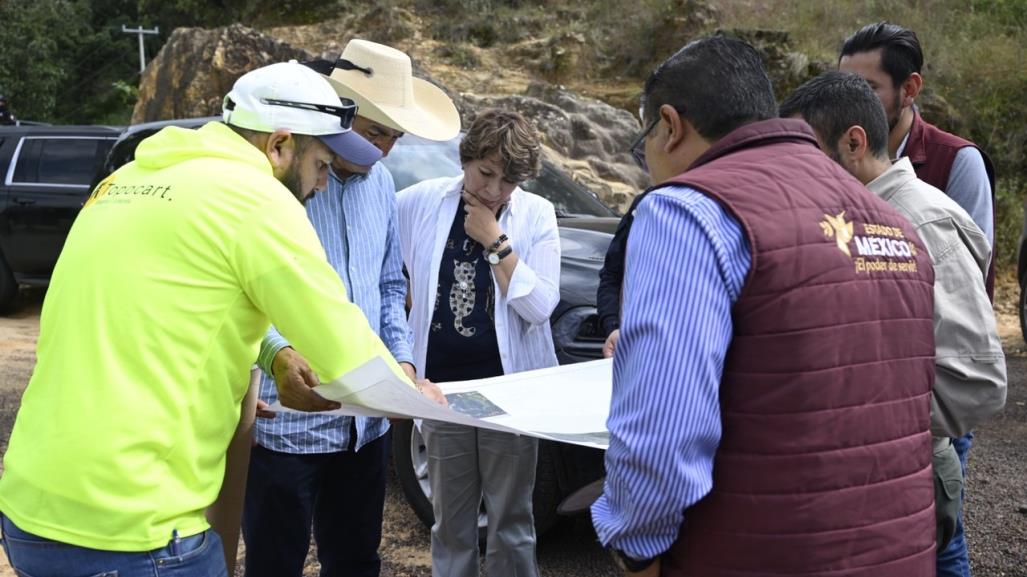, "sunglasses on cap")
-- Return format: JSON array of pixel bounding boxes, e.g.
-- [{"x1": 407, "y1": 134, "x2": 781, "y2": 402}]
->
[{"x1": 260, "y1": 96, "x2": 358, "y2": 130}]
